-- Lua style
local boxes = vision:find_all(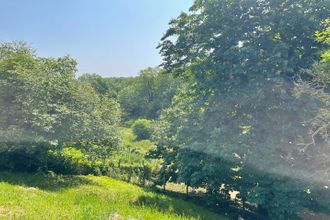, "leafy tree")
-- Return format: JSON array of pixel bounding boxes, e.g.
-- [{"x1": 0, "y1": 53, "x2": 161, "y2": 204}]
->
[
  {"x1": 316, "y1": 19, "x2": 330, "y2": 63},
  {"x1": 80, "y1": 68, "x2": 179, "y2": 121},
  {"x1": 79, "y1": 73, "x2": 113, "y2": 96},
  {"x1": 118, "y1": 67, "x2": 179, "y2": 120},
  {"x1": 159, "y1": 0, "x2": 328, "y2": 83},
  {"x1": 79, "y1": 73, "x2": 135, "y2": 99},
  {"x1": 153, "y1": 0, "x2": 330, "y2": 219},
  {"x1": 0, "y1": 42, "x2": 121, "y2": 172}
]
